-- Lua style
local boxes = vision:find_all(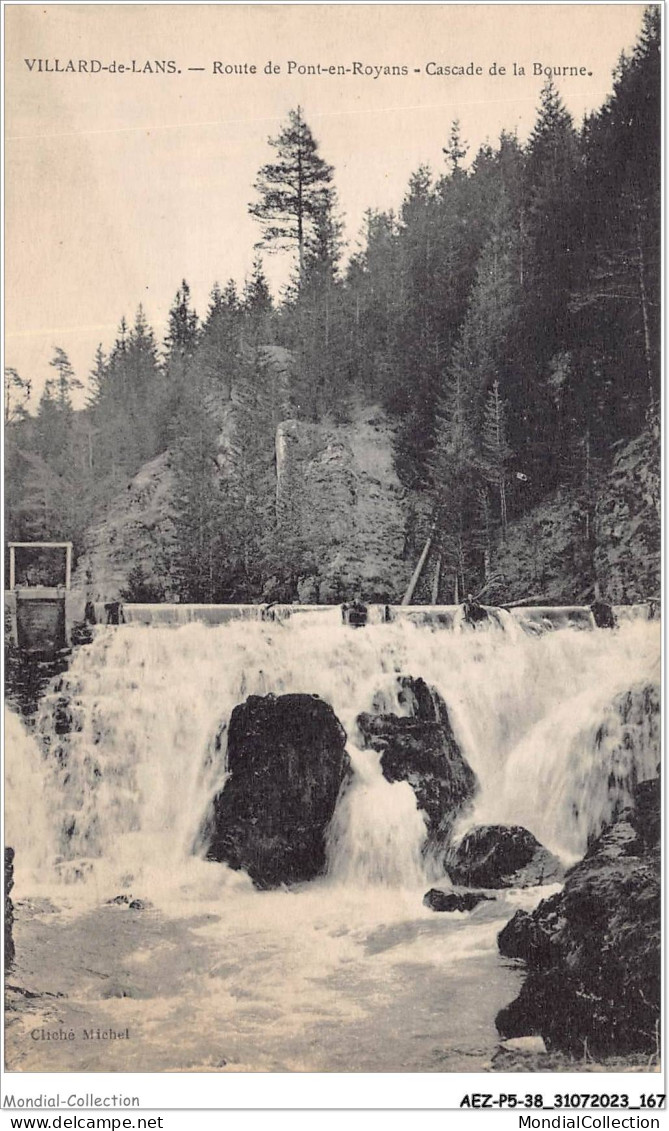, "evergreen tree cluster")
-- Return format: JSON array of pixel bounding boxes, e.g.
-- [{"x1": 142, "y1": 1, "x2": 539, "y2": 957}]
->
[{"x1": 5, "y1": 10, "x2": 660, "y2": 603}]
